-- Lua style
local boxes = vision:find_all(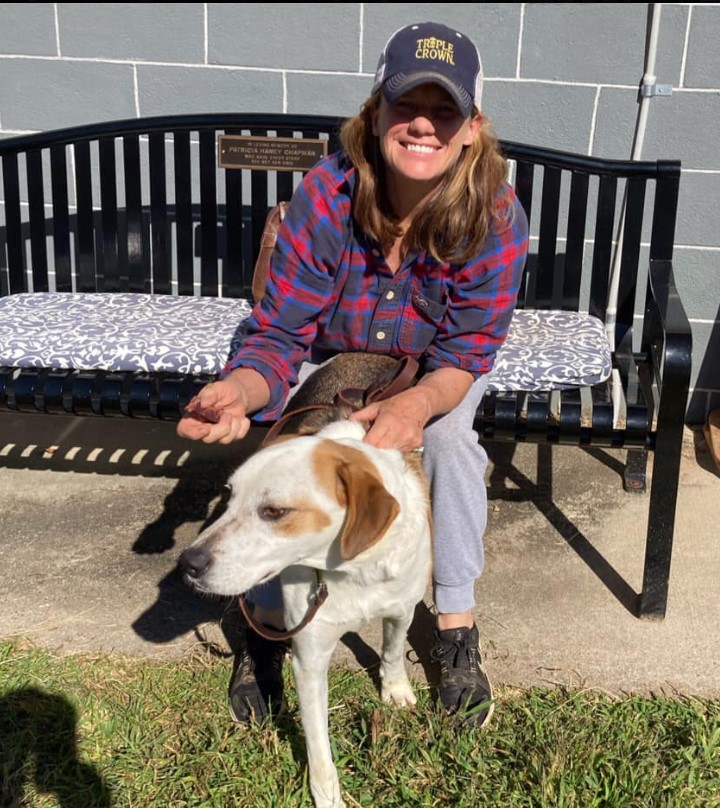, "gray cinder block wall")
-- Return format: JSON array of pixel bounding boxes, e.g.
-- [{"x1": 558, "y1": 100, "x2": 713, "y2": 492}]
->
[{"x1": 0, "y1": 3, "x2": 718, "y2": 424}]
